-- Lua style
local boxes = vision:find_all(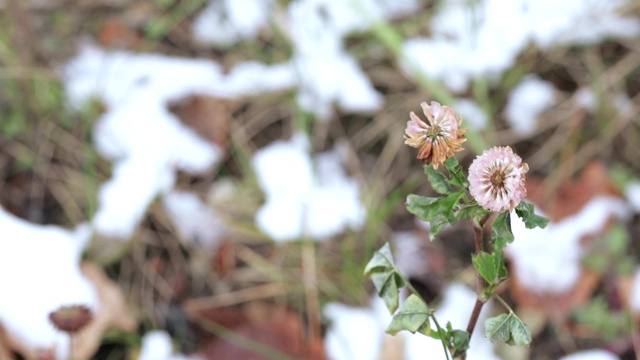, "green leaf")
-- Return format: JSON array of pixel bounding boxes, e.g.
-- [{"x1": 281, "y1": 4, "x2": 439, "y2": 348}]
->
[
  {"x1": 472, "y1": 251, "x2": 503, "y2": 285},
  {"x1": 450, "y1": 330, "x2": 470, "y2": 357},
  {"x1": 424, "y1": 165, "x2": 453, "y2": 195},
  {"x1": 444, "y1": 157, "x2": 469, "y2": 189},
  {"x1": 386, "y1": 294, "x2": 431, "y2": 335},
  {"x1": 485, "y1": 313, "x2": 532, "y2": 346},
  {"x1": 491, "y1": 212, "x2": 514, "y2": 252},
  {"x1": 508, "y1": 315, "x2": 532, "y2": 346},
  {"x1": 364, "y1": 243, "x2": 405, "y2": 313},
  {"x1": 485, "y1": 313, "x2": 511, "y2": 343},
  {"x1": 406, "y1": 192, "x2": 464, "y2": 240},
  {"x1": 456, "y1": 203, "x2": 489, "y2": 223},
  {"x1": 515, "y1": 201, "x2": 550, "y2": 229}
]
